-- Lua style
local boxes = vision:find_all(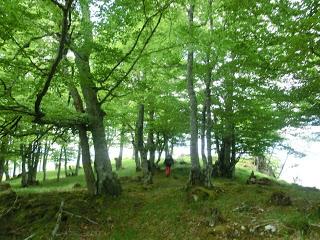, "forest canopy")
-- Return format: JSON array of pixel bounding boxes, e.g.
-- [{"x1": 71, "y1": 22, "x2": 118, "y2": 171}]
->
[{"x1": 0, "y1": 0, "x2": 319, "y2": 195}]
